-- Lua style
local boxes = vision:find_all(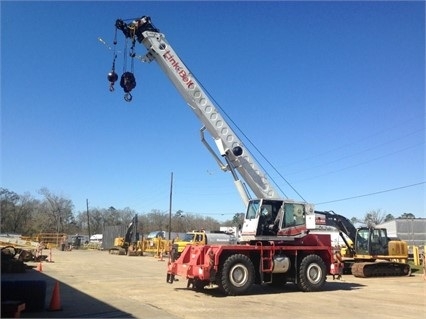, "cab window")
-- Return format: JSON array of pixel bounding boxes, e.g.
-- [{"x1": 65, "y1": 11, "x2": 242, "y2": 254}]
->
[
  {"x1": 246, "y1": 200, "x2": 260, "y2": 220},
  {"x1": 282, "y1": 203, "x2": 305, "y2": 228}
]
